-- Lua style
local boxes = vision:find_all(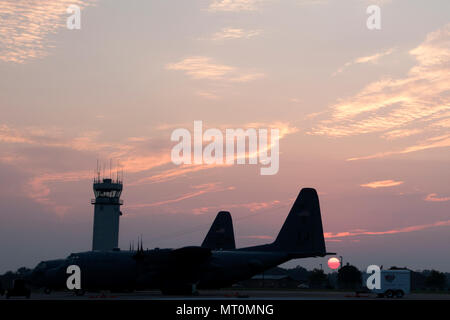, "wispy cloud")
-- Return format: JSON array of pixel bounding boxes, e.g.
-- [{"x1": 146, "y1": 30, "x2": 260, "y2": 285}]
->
[
  {"x1": 191, "y1": 199, "x2": 281, "y2": 215},
  {"x1": 425, "y1": 193, "x2": 450, "y2": 202},
  {"x1": 211, "y1": 27, "x2": 261, "y2": 41},
  {"x1": 311, "y1": 24, "x2": 450, "y2": 160},
  {"x1": 348, "y1": 134, "x2": 450, "y2": 161},
  {"x1": 196, "y1": 91, "x2": 221, "y2": 100},
  {"x1": 27, "y1": 170, "x2": 93, "y2": 215},
  {"x1": 129, "y1": 164, "x2": 229, "y2": 186},
  {"x1": 325, "y1": 220, "x2": 450, "y2": 239},
  {"x1": 208, "y1": 0, "x2": 264, "y2": 12},
  {"x1": 0, "y1": 124, "x2": 124, "y2": 153},
  {"x1": 332, "y1": 48, "x2": 395, "y2": 76},
  {"x1": 360, "y1": 179, "x2": 404, "y2": 189},
  {"x1": 127, "y1": 183, "x2": 235, "y2": 210},
  {"x1": 381, "y1": 128, "x2": 423, "y2": 140},
  {"x1": 2, "y1": 120, "x2": 296, "y2": 213},
  {"x1": 0, "y1": 0, "x2": 95, "y2": 63},
  {"x1": 166, "y1": 56, "x2": 265, "y2": 82},
  {"x1": 131, "y1": 121, "x2": 298, "y2": 186}
]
